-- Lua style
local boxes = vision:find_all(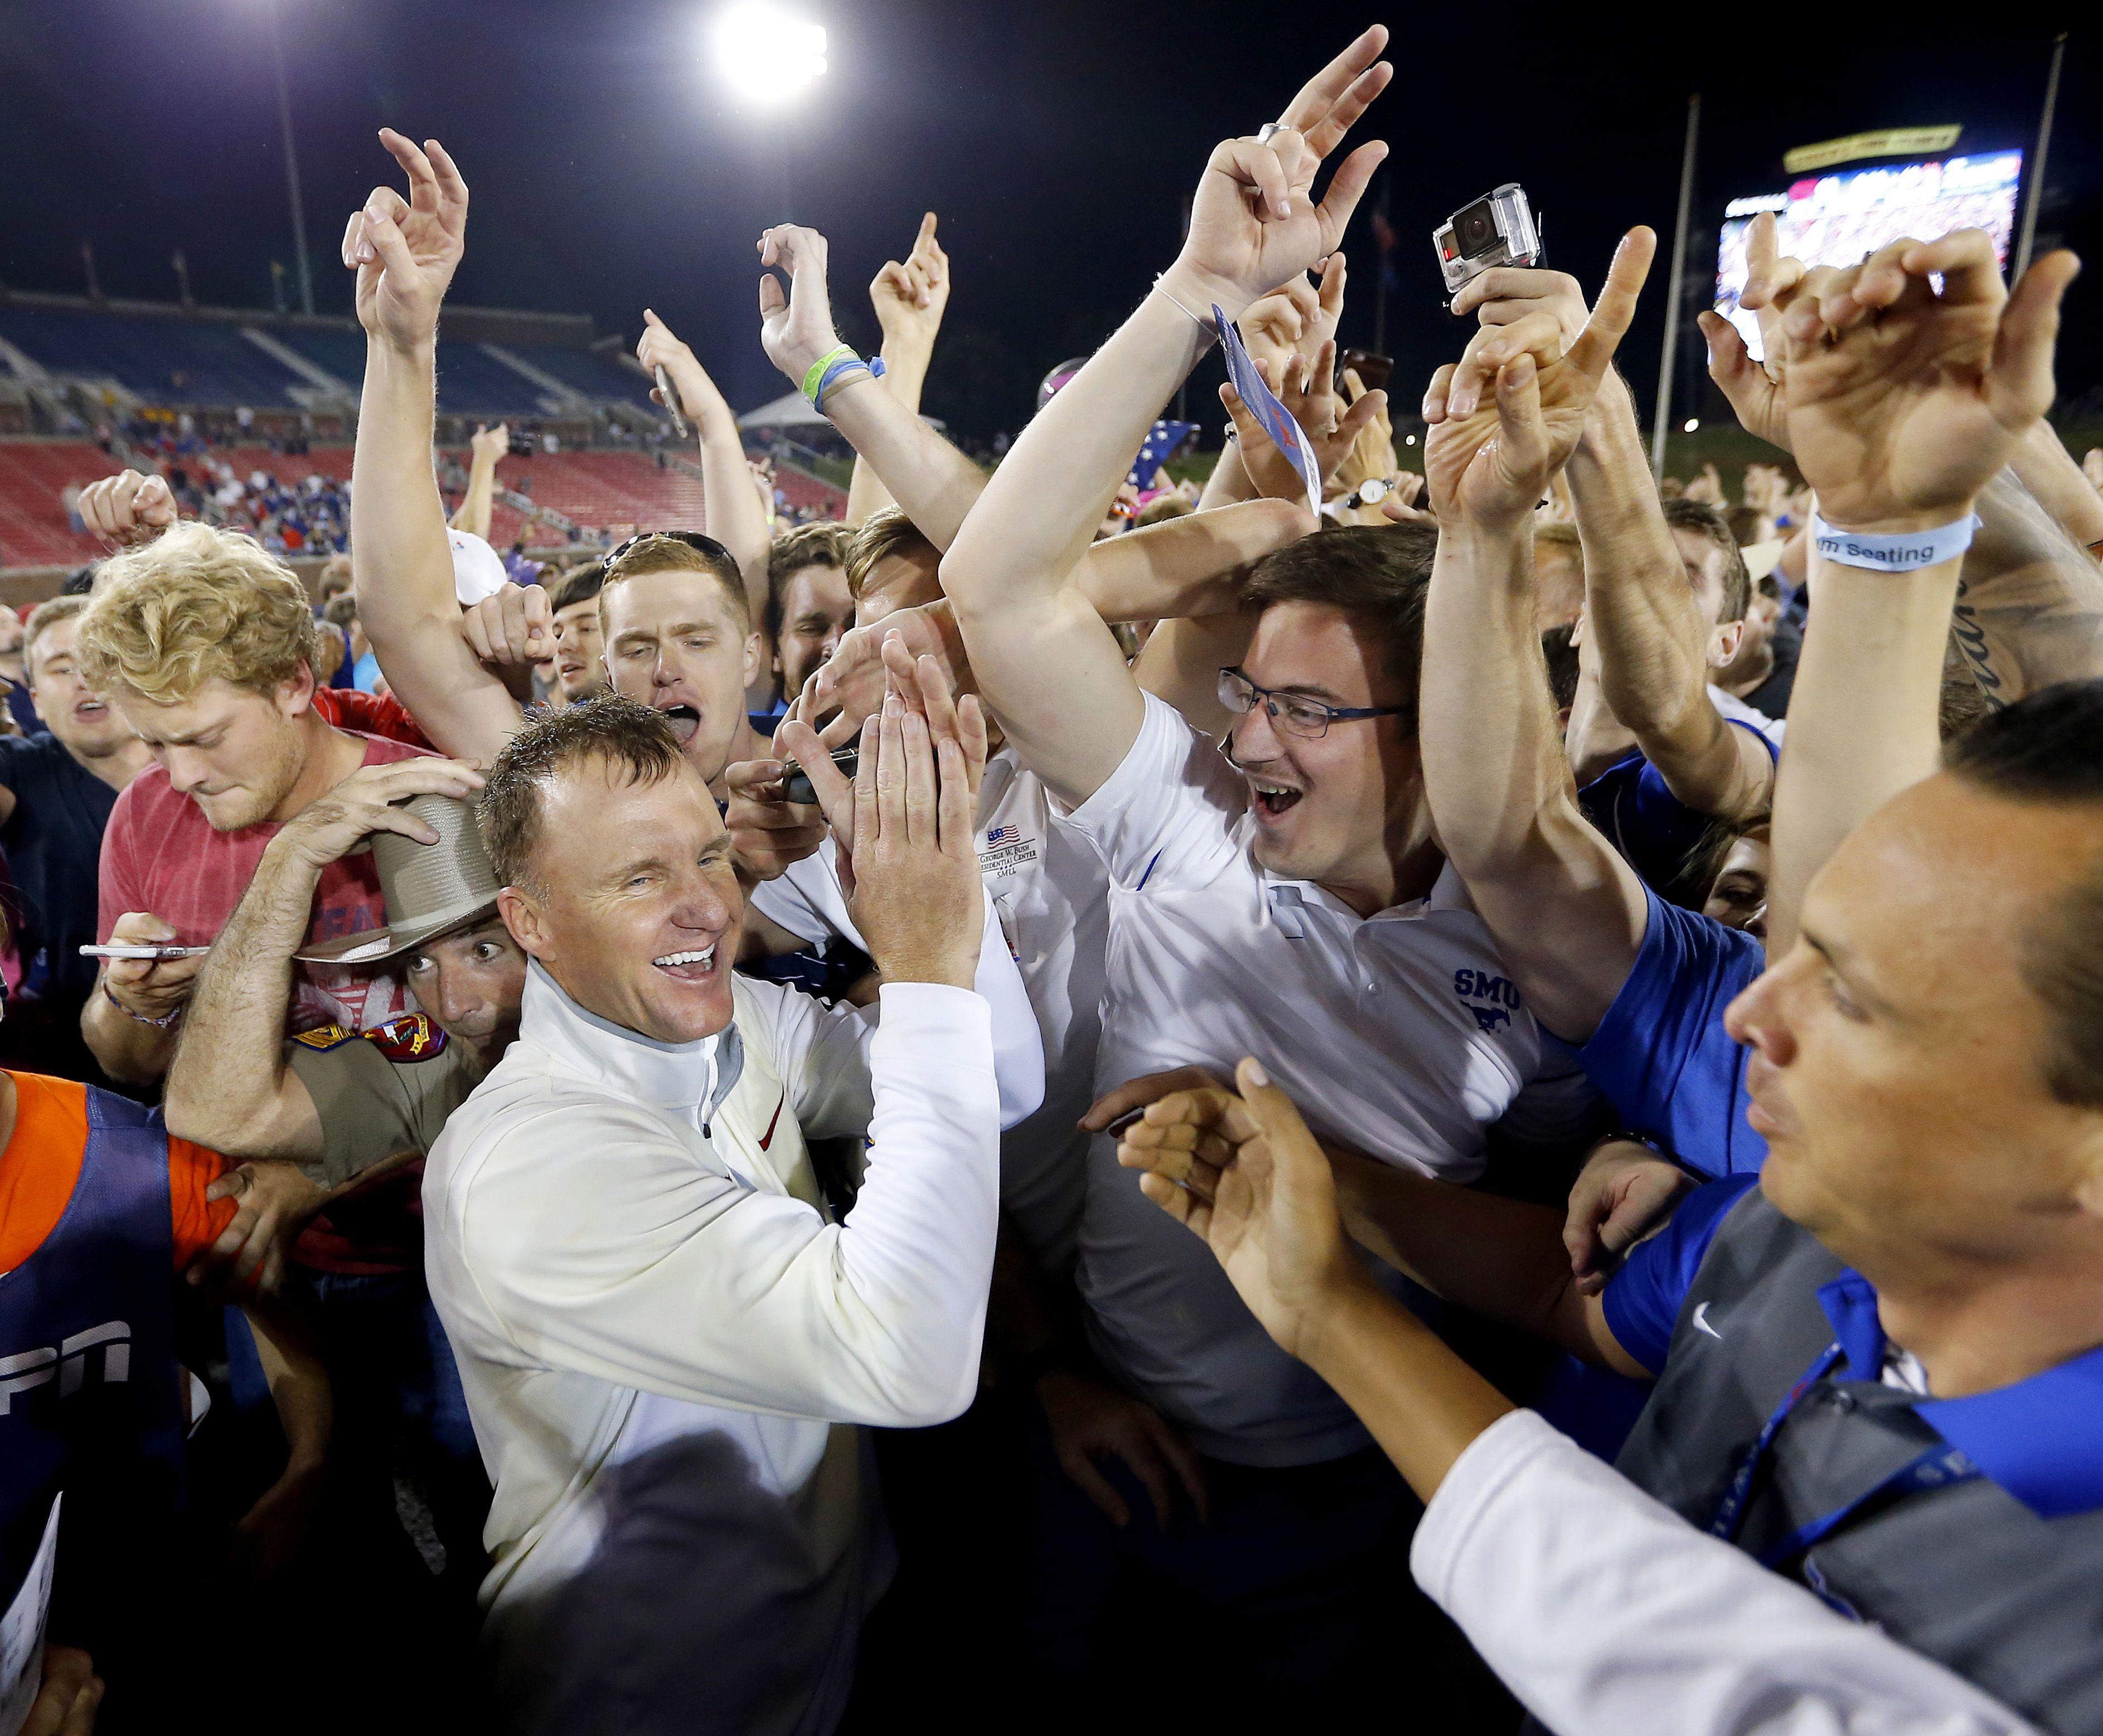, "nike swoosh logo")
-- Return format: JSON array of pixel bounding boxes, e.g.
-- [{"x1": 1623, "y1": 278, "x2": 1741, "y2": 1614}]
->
[
  {"x1": 1693, "y1": 1301, "x2": 1723, "y2": 1340},
  {"x1": 757, "y1": 1091, "x2": 786, "y2": 1151}
]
